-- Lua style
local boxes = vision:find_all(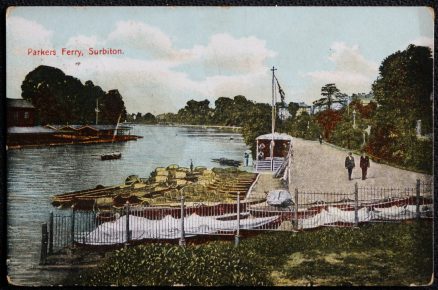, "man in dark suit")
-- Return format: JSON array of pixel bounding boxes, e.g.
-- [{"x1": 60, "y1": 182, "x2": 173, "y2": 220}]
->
[
  {"x1": 345, "y1": 152, "x2": 355, "y2": 180},
  {"x1": 360, "y1": 152, "x2": 370, "y2": 180}
]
